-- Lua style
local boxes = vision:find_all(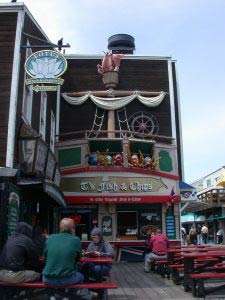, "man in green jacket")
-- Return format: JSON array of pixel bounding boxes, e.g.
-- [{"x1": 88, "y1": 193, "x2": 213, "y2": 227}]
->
[{"x1": 42, "y1": 218, "x2": 84, "y2": 286}]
